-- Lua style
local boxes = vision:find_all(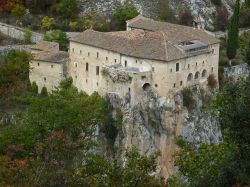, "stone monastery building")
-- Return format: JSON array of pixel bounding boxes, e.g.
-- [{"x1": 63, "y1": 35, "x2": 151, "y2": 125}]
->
[{"x1": 30, "y1": 16, "x2": 220, "y2": 104}]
